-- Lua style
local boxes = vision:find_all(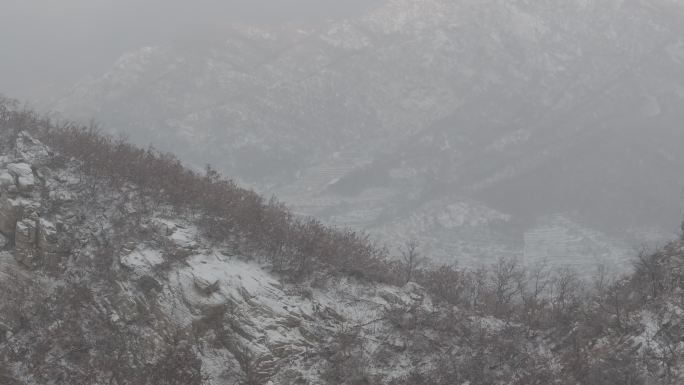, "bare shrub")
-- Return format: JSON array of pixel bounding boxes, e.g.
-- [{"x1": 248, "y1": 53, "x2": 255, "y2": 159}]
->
[{"x1": 234, "y1": 345, "x2": 275, "y2": 385}]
